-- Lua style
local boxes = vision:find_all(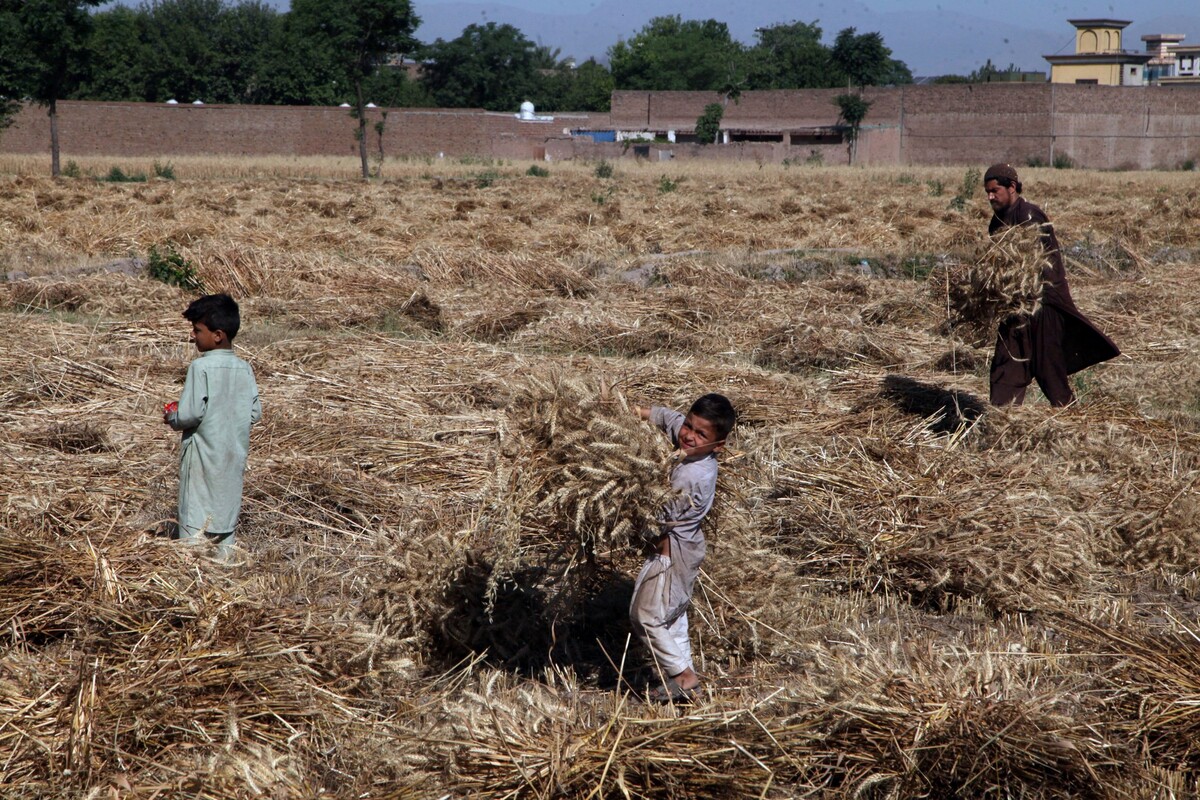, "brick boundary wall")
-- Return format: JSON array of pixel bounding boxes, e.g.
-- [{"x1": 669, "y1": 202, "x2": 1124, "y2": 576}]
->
[{"x1": 3, "y1": 85, "x2": 1198, "y2": 169}]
